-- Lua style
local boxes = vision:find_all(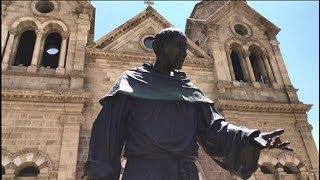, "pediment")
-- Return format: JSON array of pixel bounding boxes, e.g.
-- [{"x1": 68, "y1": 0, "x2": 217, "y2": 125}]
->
[
  {"x1": 87, "y1": 6, "x2": 211, "y2": 59},
  {"x1": 205, "y1": 1, "x2": 280, "y2": 36}
]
